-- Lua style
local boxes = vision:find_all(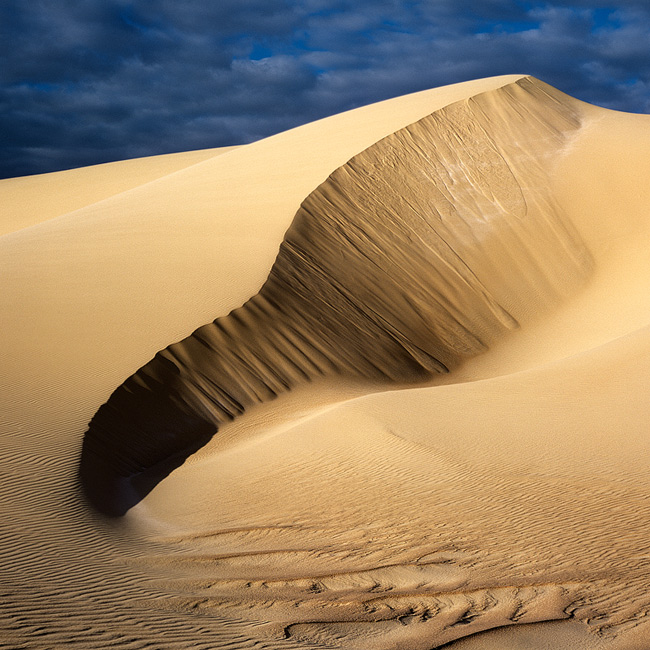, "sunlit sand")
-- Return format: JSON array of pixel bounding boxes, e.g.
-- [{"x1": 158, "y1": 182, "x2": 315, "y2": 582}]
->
[{"x1": 2, "y1": 75, "x2": 650, "y2": 649}]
